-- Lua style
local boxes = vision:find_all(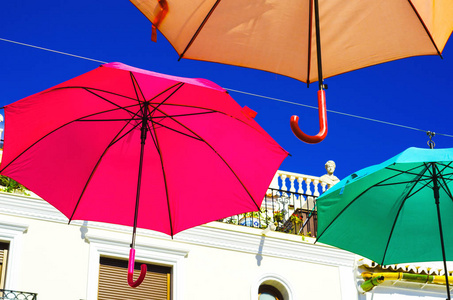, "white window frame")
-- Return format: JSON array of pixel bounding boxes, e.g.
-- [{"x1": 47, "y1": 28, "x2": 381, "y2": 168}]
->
[
  {"x1": 0, "y1": 220, "x2": 29, "y2": 290},
  {"x1": 85, "y1": 233, "x2": 189, "y2": 300},
  {"x1": 252, "y1": 273, "x2": 294, "y2": 300}
]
